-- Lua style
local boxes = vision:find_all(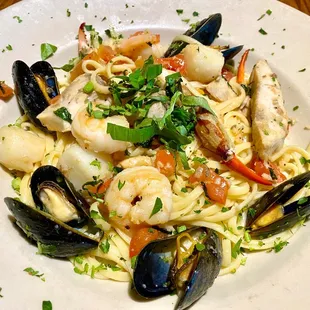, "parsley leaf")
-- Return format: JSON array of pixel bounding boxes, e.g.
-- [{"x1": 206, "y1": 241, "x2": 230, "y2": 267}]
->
[
  {"x1": 192, "y1": 156, "x2": 207, "y2": 164},
  {"x1": 100, "y1": 239, "x2": 110, "y2": 253},
  {"x1": 193, "y1": 11, "x2": 199, "y2": 17},
  {"x1": 176, "y1": 9, "x2": 183, "y2": 15},
  {"x1": 118, "y1": 180, "x2": 126, "y2": 190},
  {"x1": 297, "y1": 197, "x2": 308, "y2": 205},
  {"x1": 293, "y1": 105, "x2": 299, "y2": 111},
  {"x1": 6, "y1": 44, "x2": 13, "y2": 51},
  {"x1": 259, "y1": 28, "x2": 268, "y2": 35},
  {"x1": 90, "y1": 159, "x2": 101, "y2": 169},
  {"x1": 195, "y1": 243, "x2": 205, "y2": 251},
  {"x1": 149, "y1": 197, "x2": 163, "y2": 218},
  {"x1": 300, "y1": 157, "x2": 310, "y2": 165},
  {"x1": 298, "y1": 68, "x2": 306, "y2": 72},
  {"x1": 176, "y1": 225, "x2": 187, "y2": 233},
  {"x1": 53, "y1": 107, "x2": 72, "y2": 123},
  {"x1": 24, "y1": 267, "x2": 45, "y2": 281},
  {"x1": 66, "y1": 9, "x2": 71, "y2": 17},
  {"x1": 11, "y1": 177, "x2": 21, "y2": 193},
  {"x1": 40, "y1": 43, "x2": 57, "y2": 60},
  {"x1": 13, "y1": 16, "x2": 23, "y2": 23},
  {"x1": 273, "y1": 240, "x2": 288, "y2": 253},
  {"x1": 0, "y1": 287, "x2": 3, "y2": 298},
  {"x1": 131, "y1": 255, "x2": 138, "y2": 269},
  {"x1": 42, "y1": 301, "x2": 53, "y2": 310},
  {"x1": 266, "y1": 9, "x2": 272, "y2": 15},
  {"x1": 231, "y1": 238, "x2": 242, "y2": 259}
]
